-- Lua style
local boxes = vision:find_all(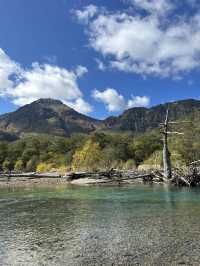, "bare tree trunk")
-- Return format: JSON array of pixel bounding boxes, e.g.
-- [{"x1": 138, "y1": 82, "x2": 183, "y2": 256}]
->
[
  {"x1": 163, "y1": 133, "x2": 172, "y2": 179},
  {"x1": 163, "y1": 109, "x2": 172, "y2": 179}
]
